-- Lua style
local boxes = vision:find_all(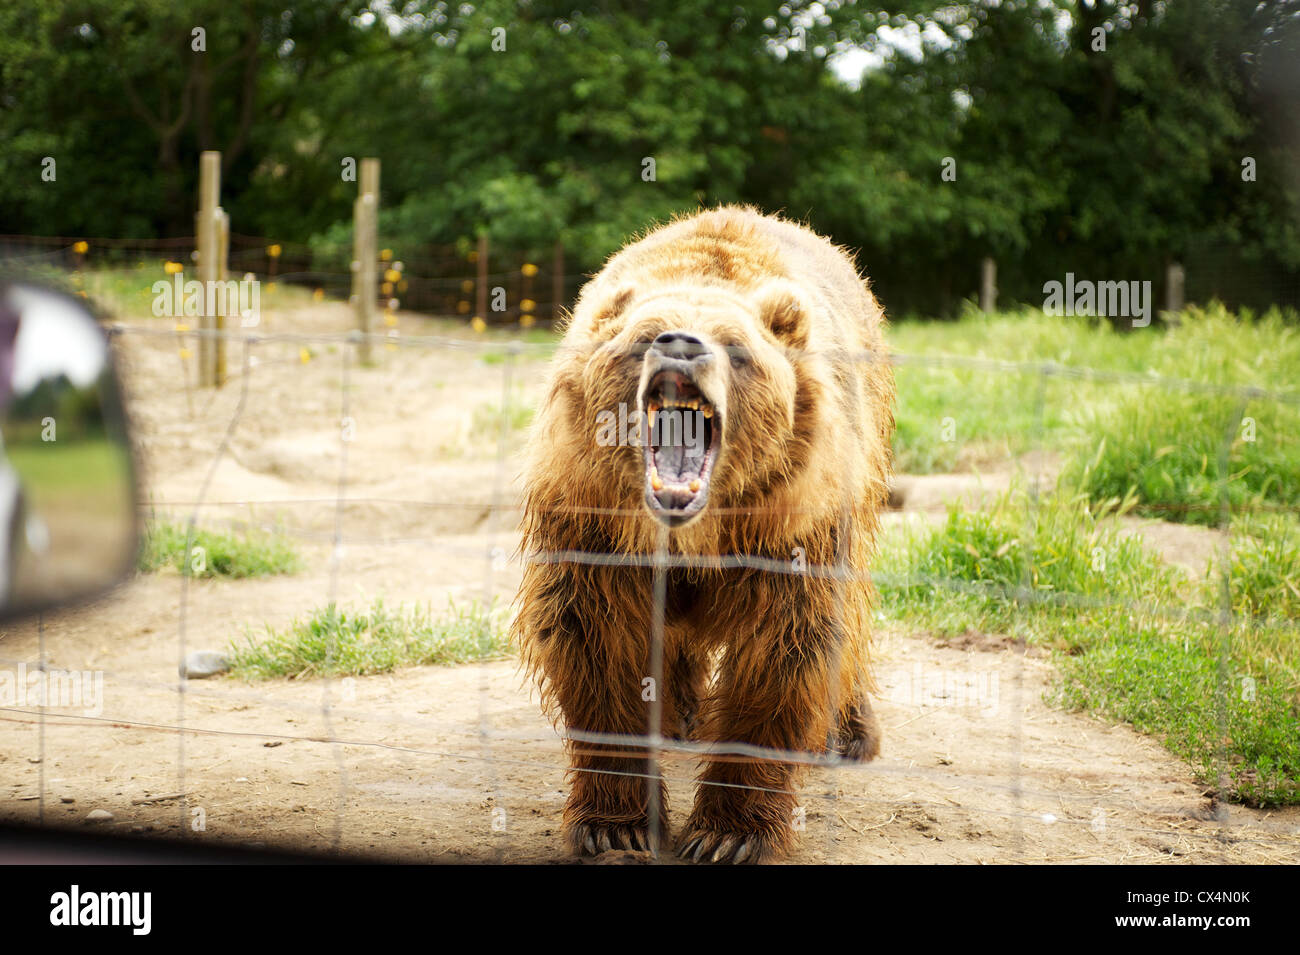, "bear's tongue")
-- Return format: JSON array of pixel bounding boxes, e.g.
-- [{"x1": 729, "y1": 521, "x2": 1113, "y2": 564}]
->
[{"x1": 650, "y1": 409, "x2": 709, "y2": 507}]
